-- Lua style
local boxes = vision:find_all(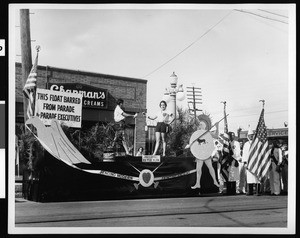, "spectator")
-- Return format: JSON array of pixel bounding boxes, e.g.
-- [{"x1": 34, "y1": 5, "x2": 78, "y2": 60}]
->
[
  {"x1": 229, "y1": 132, "x2": 242, "y2": 194},
  {"x1": 136, "y1": 147, "x2": 144, "y2": 156},
  {"x1": 238, "y1": 141, "x2": 247, "y2": 194},
  {"x1": 269, "y1": 141, "x2": 283, "y2": 196},
  {"x1": 280, "y1": 144, "x2": 288, "y2": 195}
]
